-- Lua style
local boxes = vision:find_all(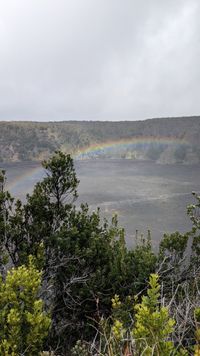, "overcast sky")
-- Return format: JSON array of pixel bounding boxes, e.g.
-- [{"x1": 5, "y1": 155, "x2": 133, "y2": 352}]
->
[{"x1": 0, "y1": 0, "x2": 199, "y2": 121}]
